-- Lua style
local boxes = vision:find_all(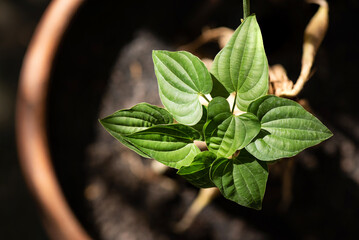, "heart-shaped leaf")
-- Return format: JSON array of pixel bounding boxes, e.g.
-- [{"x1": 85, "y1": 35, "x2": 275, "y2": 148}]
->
[
  {"x1": 246, "y1": 95, "x2": 333, "y2": 161},
  {"x1": 191, "y1": 105, "x2": 208, "y2": 141},
  {"x1": 100, "y1": 103, "x2": 173, "y2": 157},
  {"x1": 177, "y1": 151, "x2": 216, "y2": 188},
  {"x1": 153, "y1": 50, "x2": 212, "y2": 125},
  {"x1": 124, "y1": 124, "x2": 201, "y2": 169},
  {"x1": 210, "y1": 150, "x2": 268, "y2": 210},
  {"x1": 211, "y1": 15, "x2": 269, "y2": 111},
  {"x1": 205, "y1": 113, "x2": 261, "y2": 158},
  {"x1": 207, "y1": 96, "x2": 230, "y2": 120}
]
